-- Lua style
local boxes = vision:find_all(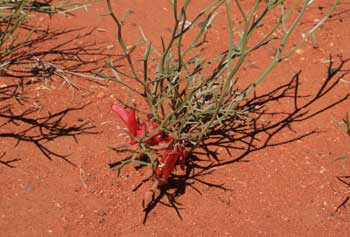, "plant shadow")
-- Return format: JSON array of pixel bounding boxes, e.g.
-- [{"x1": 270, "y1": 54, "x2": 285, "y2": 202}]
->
[
  {"x1": 335, "y1": 175, "x2": 350, "y2": 213},
  {"x1": 0, "y1": 100, "x2": 97, "y2": 167},
  {"x1": 1, "y1": 26, "x2": 115, "y2": 86},
  {"x1": 139, "y1": 55, "x2": 350, "y2": 222},
  {"x1": 0, "y1": 24, "x2": 118, "y2": 167}
]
